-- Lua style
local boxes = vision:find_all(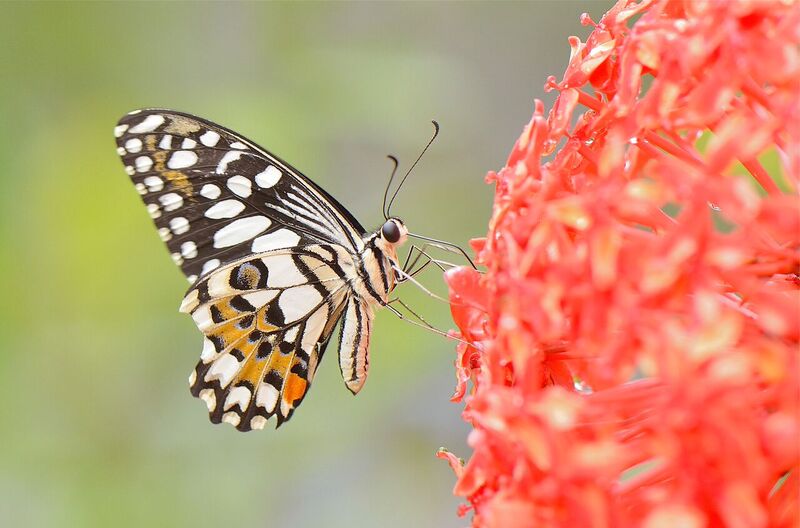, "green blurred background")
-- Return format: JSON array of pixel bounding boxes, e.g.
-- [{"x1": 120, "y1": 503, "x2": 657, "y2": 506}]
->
[{"x1": 0, "y1": 2, "x2": 610, "y2": 527}]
